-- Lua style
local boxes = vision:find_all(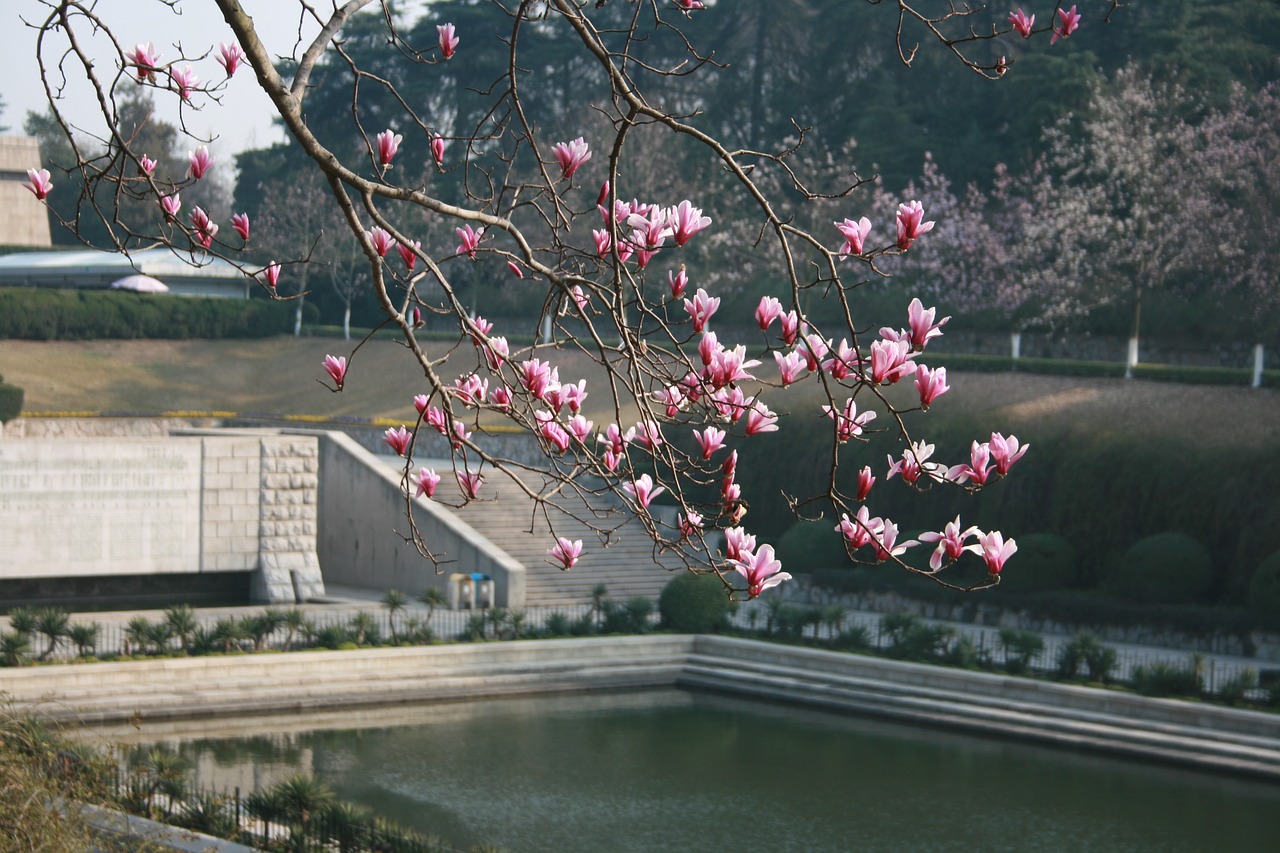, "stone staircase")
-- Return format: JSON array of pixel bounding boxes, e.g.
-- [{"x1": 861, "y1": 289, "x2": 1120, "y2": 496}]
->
[{"x1": 425, "y1": 464, "x2": 691, "y2": 608}]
